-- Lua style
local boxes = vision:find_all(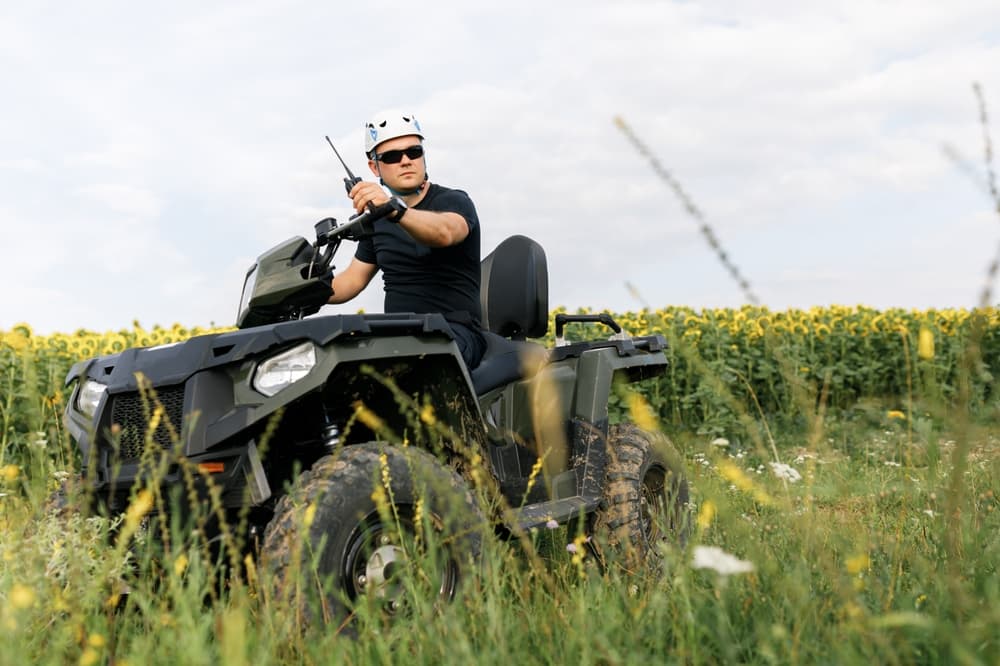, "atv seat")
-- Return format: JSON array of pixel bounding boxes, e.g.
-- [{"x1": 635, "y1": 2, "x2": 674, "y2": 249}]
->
[{"x1": 471, "y1": 235, "x2": 549, "y2": 395}]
